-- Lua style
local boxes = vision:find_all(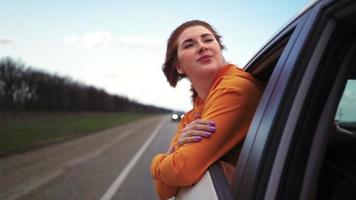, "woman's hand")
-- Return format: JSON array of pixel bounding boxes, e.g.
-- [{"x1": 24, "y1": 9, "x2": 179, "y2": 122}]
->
[{"x1": 178, "y1": 119, "x2": 216, "y2": 147}]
